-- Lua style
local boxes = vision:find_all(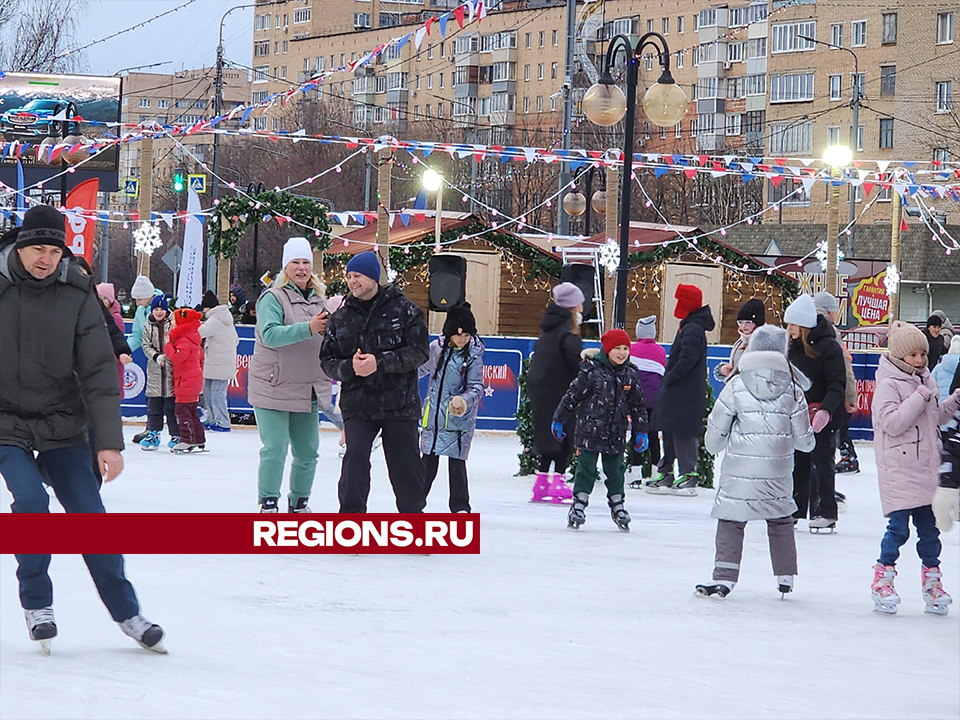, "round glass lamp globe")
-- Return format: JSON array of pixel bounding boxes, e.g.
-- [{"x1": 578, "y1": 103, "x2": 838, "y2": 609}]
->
[
  {"x1": 422, "y1": 169, "x2": 443, "y2": 191},
  {"x1": 642, "y1": 82, "x2": 688, "y2": 127},
  {"x1": 591, "y1": 190, "x2": 606, "y2": 215},
  {"x1": 562, "y1": 192, "x2": 587, "y2": 217},
  {"x1": 823, "y1": 145, "x2": 852, "y2": 168},
  {"x1": 582, "y1": 83, "x2": 627, "y2": 127}
]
